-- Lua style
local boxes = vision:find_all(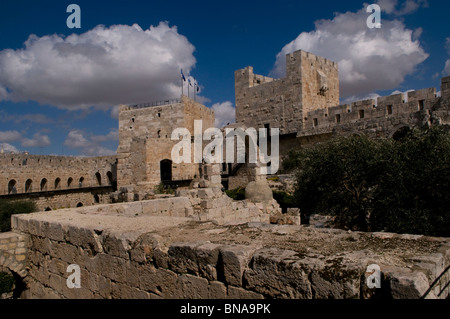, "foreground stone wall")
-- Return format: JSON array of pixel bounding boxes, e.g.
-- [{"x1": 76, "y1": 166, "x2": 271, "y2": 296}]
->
[
  {"x1": 0, "y1": 232, "x2": 27, "y2": 278},
  {"x1": 7, "y1": 209, "x2": 450, "y2": 299}
]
